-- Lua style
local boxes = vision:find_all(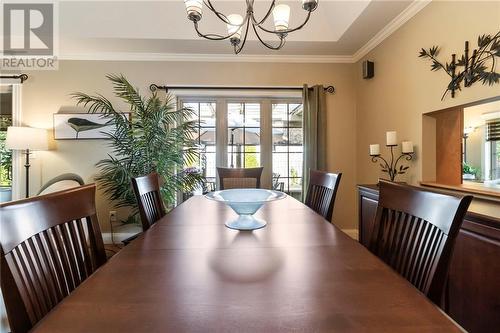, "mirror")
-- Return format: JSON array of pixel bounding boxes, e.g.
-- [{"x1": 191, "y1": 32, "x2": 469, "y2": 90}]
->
[{"x1": 463, "y1": 100, "x2": 500, "y2": 189}]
